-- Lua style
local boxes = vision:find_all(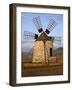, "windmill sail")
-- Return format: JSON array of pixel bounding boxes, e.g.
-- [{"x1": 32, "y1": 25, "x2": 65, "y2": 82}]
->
[
  {"x1": 45, "y1": 19, "x2": 57, "y2": 34},
  {"x1": 33, "y1": 16, "x2": 43, "y2": 33},
  {"x1": 53, "y1": 36, "x2": 63, "y2": 48},
  {"x1": 22, "y1": 31, "x2": 38, "y2": 43}
]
